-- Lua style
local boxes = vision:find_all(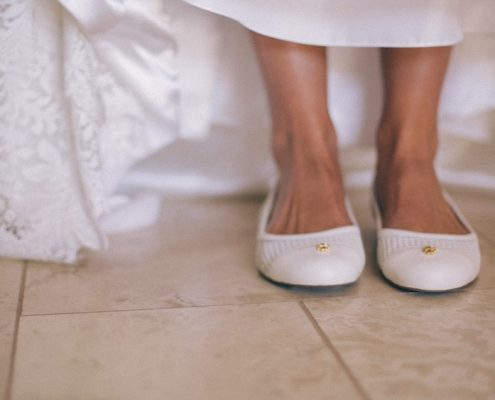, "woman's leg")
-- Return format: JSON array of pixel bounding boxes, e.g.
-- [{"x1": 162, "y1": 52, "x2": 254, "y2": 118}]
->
[
  {"x1": 251, "y1": 33, "x2": 351, "y2": 234},
  {"x1": 375, "y1": 47, "x2": 467, "y2": 234}
]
